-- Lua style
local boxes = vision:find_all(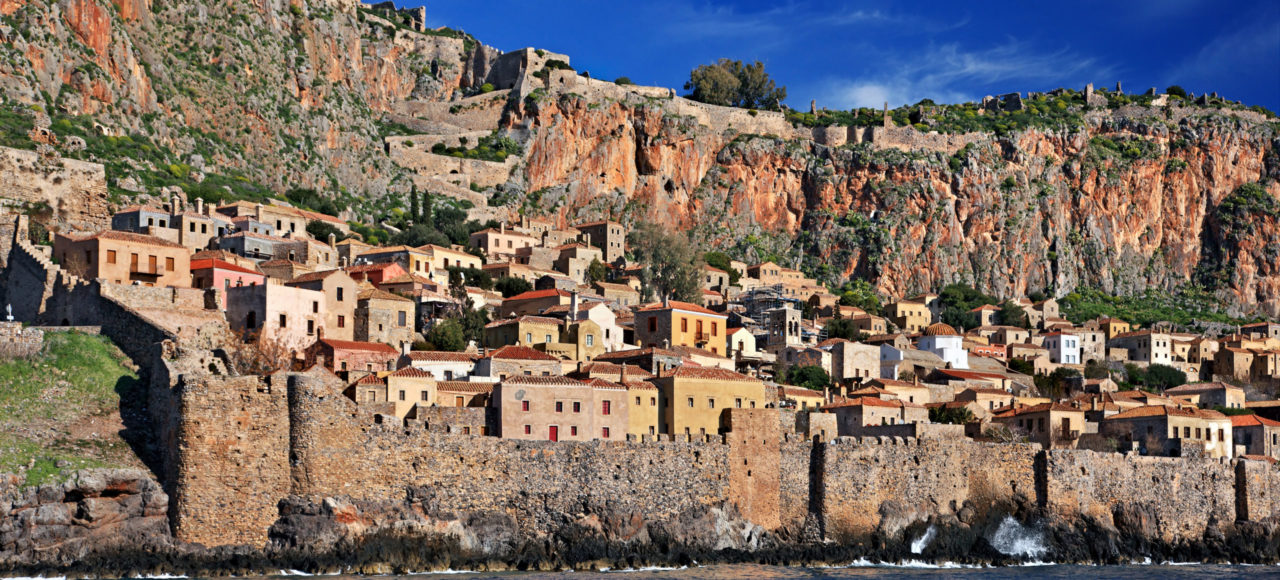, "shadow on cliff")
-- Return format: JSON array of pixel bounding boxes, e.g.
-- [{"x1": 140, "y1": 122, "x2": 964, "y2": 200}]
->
[{"x1": 116, "y1": 372, "x2": 163, "y2": 478}]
